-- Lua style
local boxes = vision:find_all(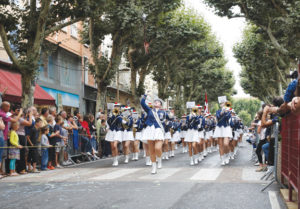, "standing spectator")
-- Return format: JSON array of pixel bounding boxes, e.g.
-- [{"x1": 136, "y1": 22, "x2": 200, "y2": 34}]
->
[
  {"x1": 40, "y1": 108, "x2": 49, "y2": 127},
  {"x1": 88, "y1": 114, "x2": 97, "y2": 154},
  {"x1": 99, "y1": 119, "x2": 109, "y2": 158},
  {"x1": 27, "y1": 118, "x2": 42, "y2": 173},
  {"x1": 9, "y1": 121, "x2": 22, "y2": 176},
  {"x1": 40, "y1": 126, "x2": 51, "y2": 171},
  {"x1": 0, "y1": 102, "x2": 22, "y2": 175},
  {"x1": 0, "y1": 85, "x2": 8, "y2": 105},
  {"x1": 60, "y1": 111, "x2": 72, "y2": 165},
  {"x1": 0, "y1": 118, "x2": 5, "y2": 179},
  {"x1": 47, "y1": 115, "x2": 58, "y2": 170},
  {"x1": 49, "y1": 107, "x2": 57, "y2": 125},
  {"x1": 53, "y1": 116, "x2": 65, "y2": 168},
  {"x1": 255, "y1": 111, "x2": 268, "y2": 172},
  {"x1": 15, "y1": 108, "x2": 32, "y2": 174}
]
